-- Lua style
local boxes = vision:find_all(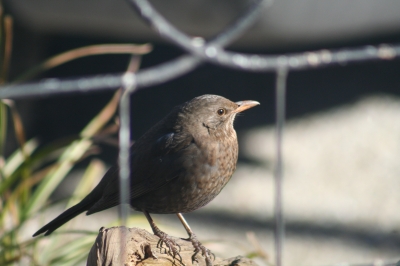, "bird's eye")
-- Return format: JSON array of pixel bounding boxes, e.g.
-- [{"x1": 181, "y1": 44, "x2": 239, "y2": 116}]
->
[{"x1": 217, "y1": 108, "x2": 226, "y2": 116}]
